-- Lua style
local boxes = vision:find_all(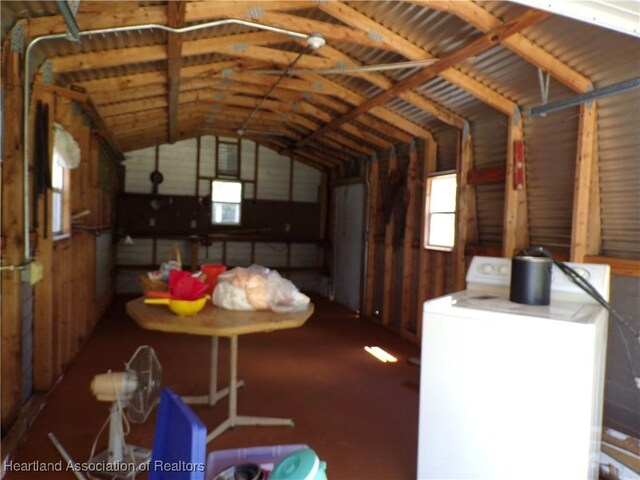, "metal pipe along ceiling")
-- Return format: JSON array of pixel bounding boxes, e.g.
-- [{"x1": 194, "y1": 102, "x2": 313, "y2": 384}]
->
[{"x1": 21, "y1": 19, "x2": 322, "y2": 278}]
